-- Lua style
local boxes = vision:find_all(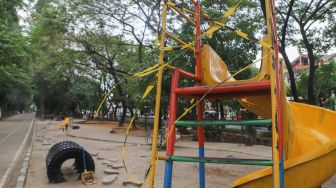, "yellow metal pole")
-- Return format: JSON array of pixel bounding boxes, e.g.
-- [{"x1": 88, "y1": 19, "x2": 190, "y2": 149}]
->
[
  {"x1": 148, "y1": 3, "x2": 168, "y2": 188},
  {"x1": 265, "y1": 0, "x2": 280, "y2": 187}
]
